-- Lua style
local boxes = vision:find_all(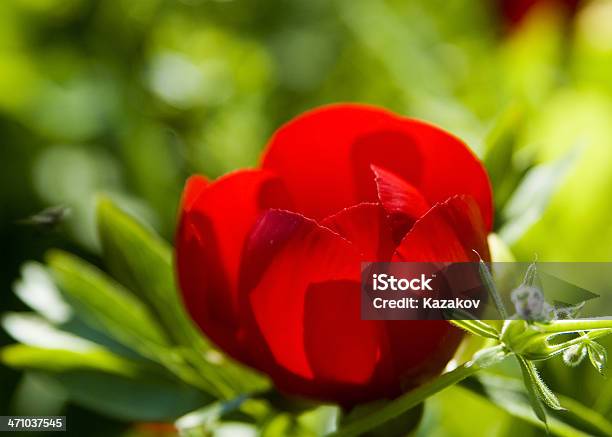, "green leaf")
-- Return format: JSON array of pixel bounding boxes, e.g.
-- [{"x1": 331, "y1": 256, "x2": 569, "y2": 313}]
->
[
  {"x1": 517, "y1": 356, "x2": 548, "y2": 429},
  {"x1": 49, "y1": 251, "x2": 250, "y2": 397},
  {"x1": 483, "y1": 104, "x2": 526, "y2": 213},
  {"x1": 1, "y1": 344, "x2": 142, "y2": 378},
  {"x1": 96, "y1": 197, "x2": 202, "y2": 349},
  {"x1": 96, "y1": 198, "x2": 269, "y2": 396},
  {"x1": 1, "y1": 344, "x2": 212, "y2": 421},
  {"x1": 2, "y1": 312, "x2": 99, "y2": 353},
  {"x1": 474, "y1": 254, "x2": 509, "y2": 320},
  {"x1": 517, "y1": 355, "x2": 564, "y2": 431},
  {"x1": 499, "y1": 148, "x2": 578, "y2": 244},
  {"x1": 47, "y1": 250, "x2": 171, "y2": 357},
  {"x1": 525, "y1": 357, "x2": 564, "y2": 411},
  {"x1": 465, "y1": 373, "x2": 612, "y2": 437},
  {"x1": 13, "y1": 262, "x2": 72, "y2": 324},
  {"x1": 586, "y1": 341, "x2": 607, "y2": 376},
  {"x1": 450, "y1": 318, "x2": 500, "y2": 340}
]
